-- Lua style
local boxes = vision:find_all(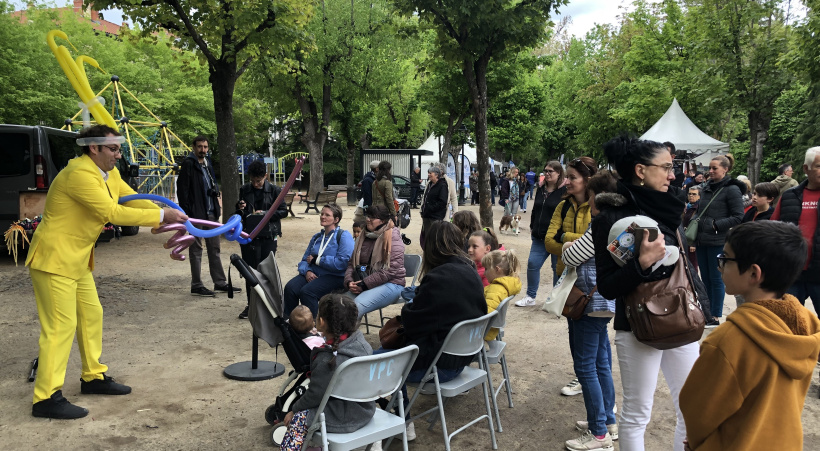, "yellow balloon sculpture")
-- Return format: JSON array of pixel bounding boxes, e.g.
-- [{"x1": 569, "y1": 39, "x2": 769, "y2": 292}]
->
[{"x1": 47, "y1": 30, "x2": 118, "y2": 129}]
